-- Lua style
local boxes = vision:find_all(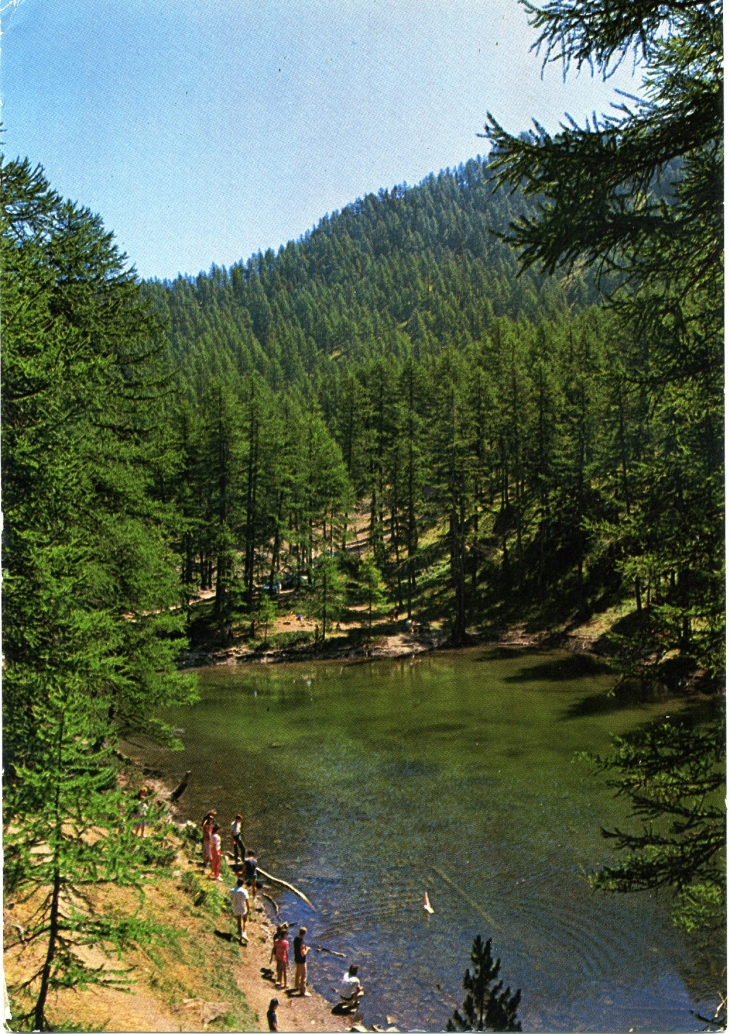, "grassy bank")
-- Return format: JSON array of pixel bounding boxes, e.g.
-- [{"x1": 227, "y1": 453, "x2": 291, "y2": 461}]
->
[{"x1": 4, "y1": 805, "x2": 347, "y2": 1032}]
